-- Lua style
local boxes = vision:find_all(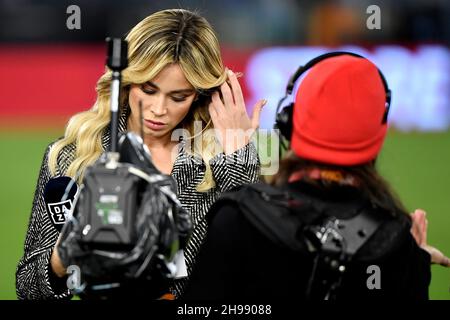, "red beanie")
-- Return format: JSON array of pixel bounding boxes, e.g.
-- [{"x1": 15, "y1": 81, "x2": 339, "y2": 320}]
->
[{"x1": 291, "y1": 55, "x2": 388, "y2": 166}]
